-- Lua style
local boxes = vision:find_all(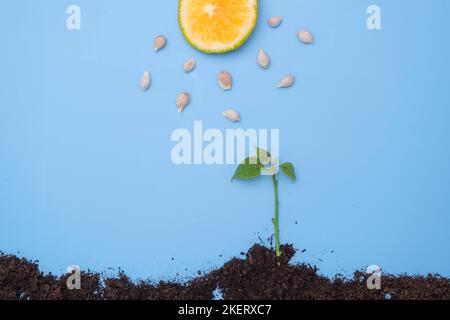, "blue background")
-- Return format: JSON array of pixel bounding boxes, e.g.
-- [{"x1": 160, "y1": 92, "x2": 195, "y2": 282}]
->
[{"x1": 1, "y1": 0, "x2": 450, "y2": 281}]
